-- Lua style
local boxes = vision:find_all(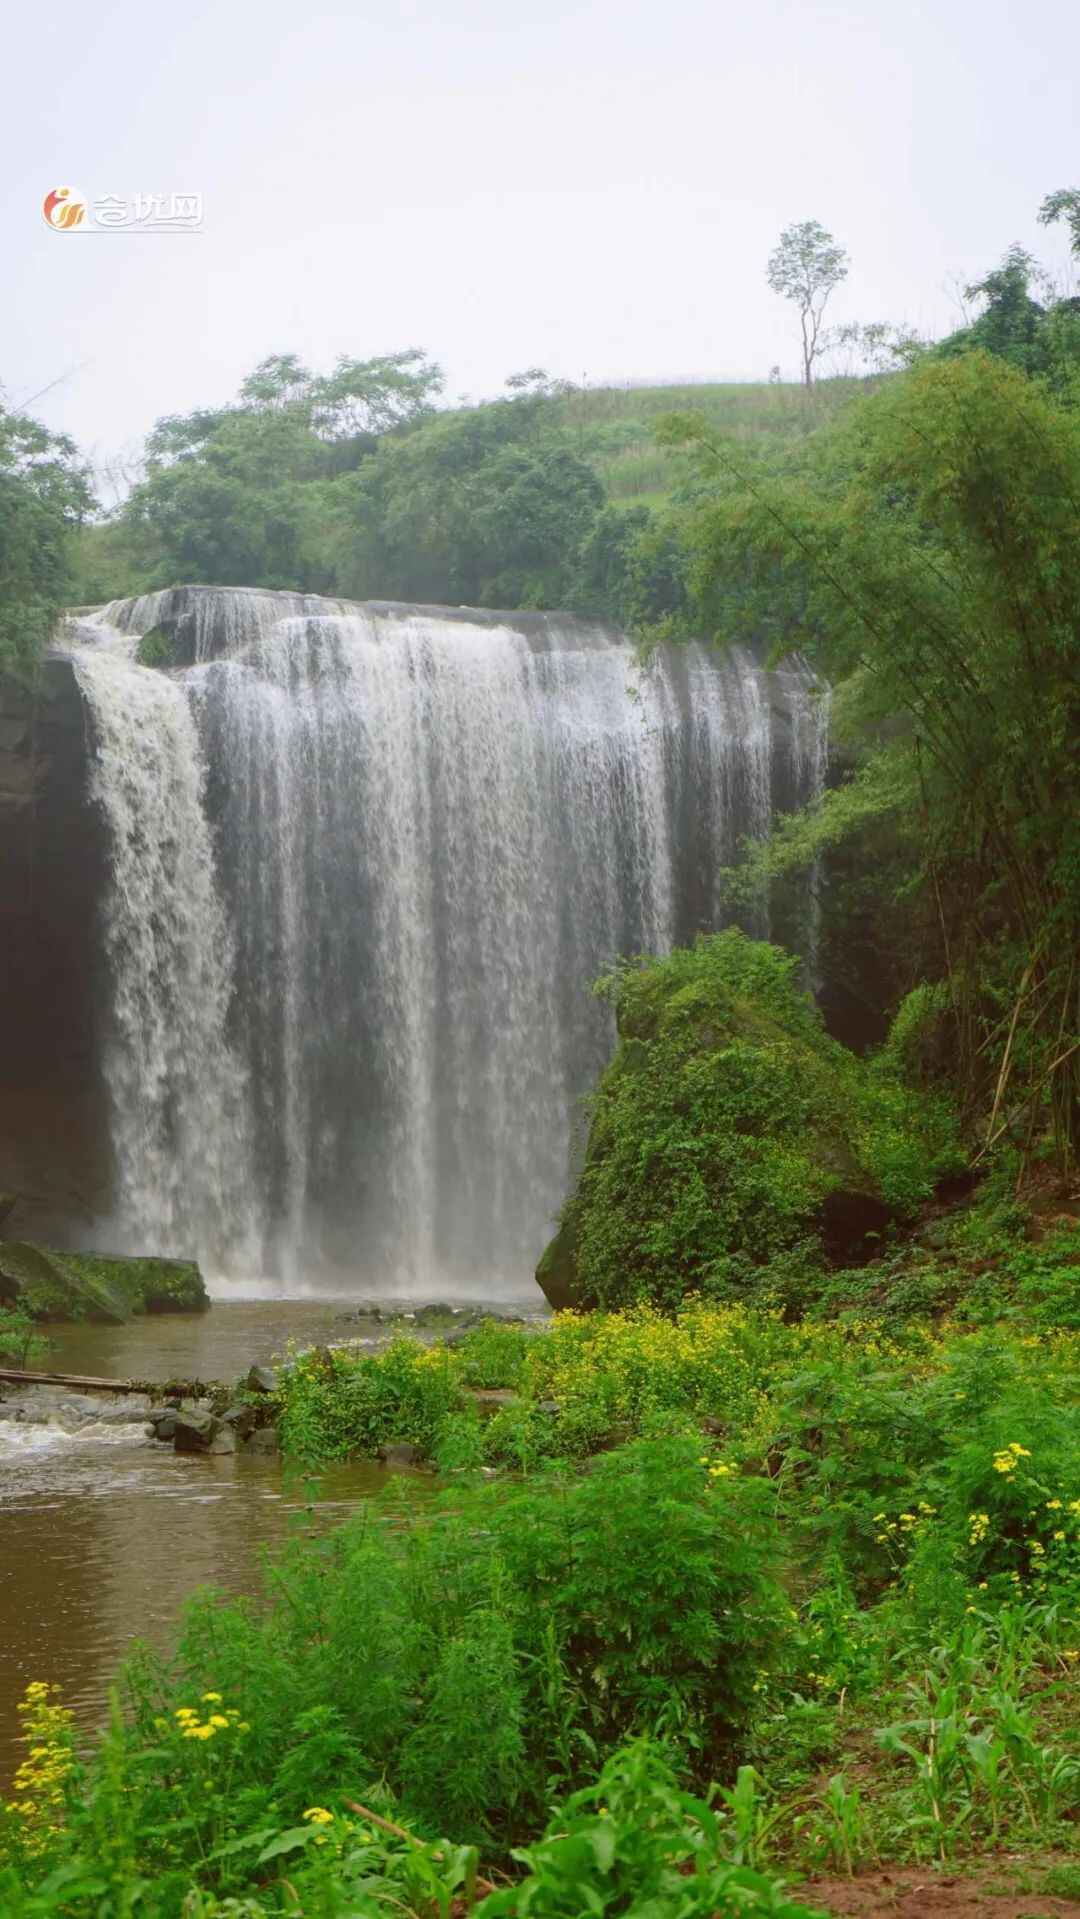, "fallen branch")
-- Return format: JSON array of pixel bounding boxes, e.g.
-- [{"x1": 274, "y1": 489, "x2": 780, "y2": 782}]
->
[{"x1": 0, "y1": 1366, "x2": 209, "y2": 1395}]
